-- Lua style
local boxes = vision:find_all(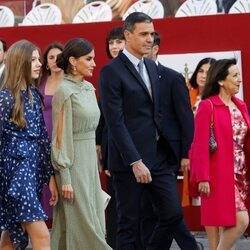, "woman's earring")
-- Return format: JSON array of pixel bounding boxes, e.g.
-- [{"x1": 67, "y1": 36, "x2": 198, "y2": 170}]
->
[
  {"x1": 218, "y1": 81, "x2": 223, "y2": 86},
  {"x1": 73, "y1": 66, "x2": 76, "y2": 71},
  {"x1": 46, "y1": 65, "x2": 49, "y2": 70}
]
